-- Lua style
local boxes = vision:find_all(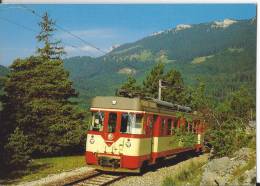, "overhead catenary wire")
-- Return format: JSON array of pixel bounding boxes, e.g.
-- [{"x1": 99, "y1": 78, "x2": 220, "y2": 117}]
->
[
  {"x1": 0, "y1": 16, "x2": 80, "y2": 51},
  {"x1": 0, "y1": 16, "x2": 36, "y2": 33},
  {"x1": 17, "y1": 4, "x2": 107, "y2": 55}
]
